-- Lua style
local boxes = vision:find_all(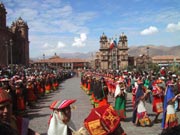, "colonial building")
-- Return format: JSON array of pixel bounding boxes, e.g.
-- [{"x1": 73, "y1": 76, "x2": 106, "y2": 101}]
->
[
  {"x1": 0, "y1": 2, "x2": 29, "y2": 66},
  {"x1": 33, "y1": 54, "x2": 90, "y2": 70},
  {"x1": 94, "y1": 51, "x2": 101, "y2": 69},
  {"x1": 135, "y1": 54, "x2": 152, "y2": 69},
  {"x1": 97, "y1": 32, "x2": 129, "y2": 70},
  {"x1": 152, "y1": 55, "x2": 180, "y2": 66}
]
